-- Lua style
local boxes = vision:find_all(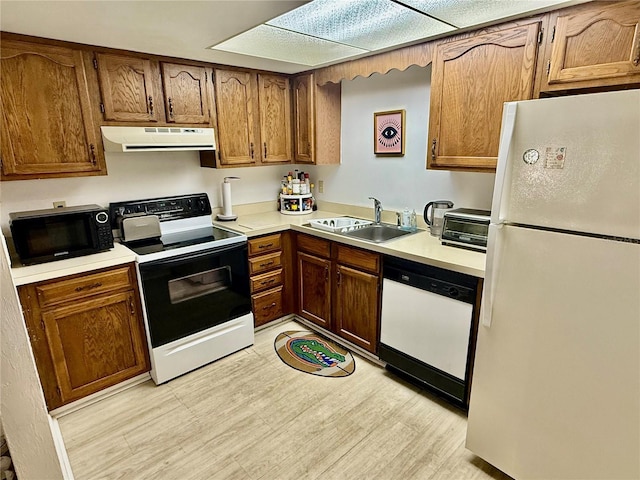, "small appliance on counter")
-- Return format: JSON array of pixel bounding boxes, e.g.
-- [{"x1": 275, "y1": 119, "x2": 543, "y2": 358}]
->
[
  {"x1": 440, "y1": 208, "x2": 490, "y2": 252},
  {"x1": 423, "y1": 200, "x2": 454, "y2": 236},
  {"x1": 9, "y1": 204, "x2": 113, "y2": 265}
]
